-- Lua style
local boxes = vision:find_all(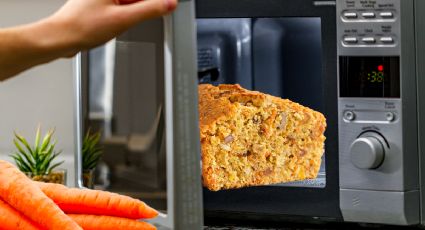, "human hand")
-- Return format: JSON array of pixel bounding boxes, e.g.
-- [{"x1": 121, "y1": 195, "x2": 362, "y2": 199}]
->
[
  {"x1": 0, "y1": 0, "x2": 177, "y2": 80},
  {"x1": 50, "y1": 0, "x2": 177, "y2": 54}
]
